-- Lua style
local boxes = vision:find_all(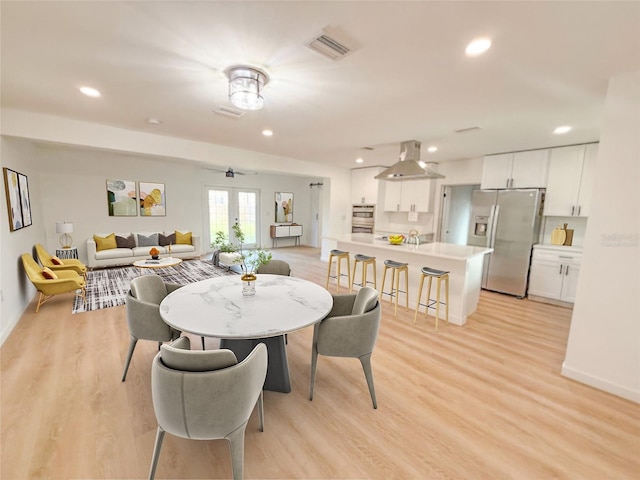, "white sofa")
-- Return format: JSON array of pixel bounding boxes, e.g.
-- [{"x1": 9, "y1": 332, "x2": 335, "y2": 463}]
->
[{"x1": 87, "y1": 231, "x2": 201, "y2": 268}]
